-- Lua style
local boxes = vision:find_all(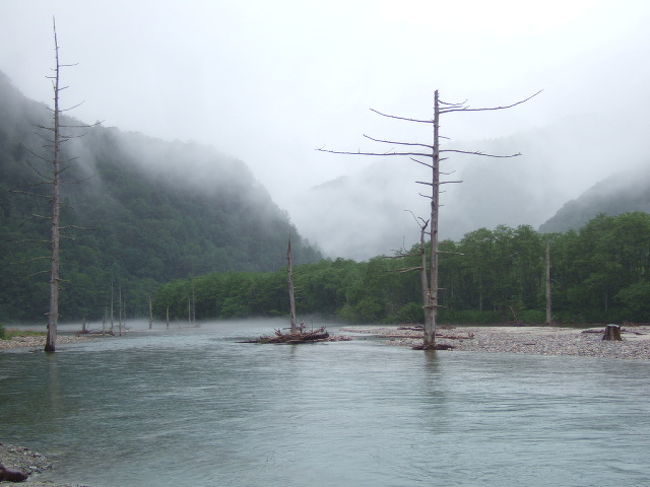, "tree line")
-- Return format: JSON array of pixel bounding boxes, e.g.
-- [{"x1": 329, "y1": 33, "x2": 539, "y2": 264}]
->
[{"x1": 154, "y1": 212, "x2": 650, "y2": 325}]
